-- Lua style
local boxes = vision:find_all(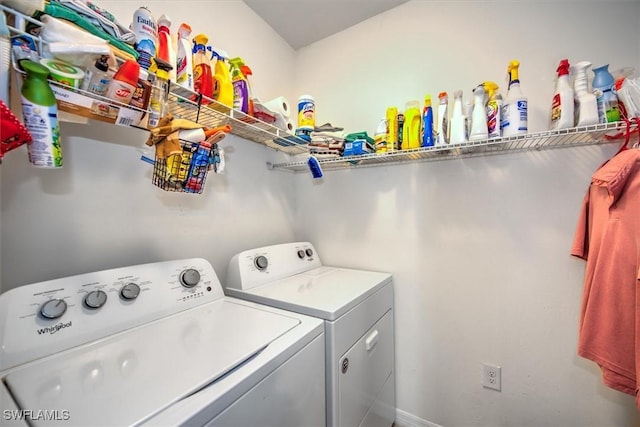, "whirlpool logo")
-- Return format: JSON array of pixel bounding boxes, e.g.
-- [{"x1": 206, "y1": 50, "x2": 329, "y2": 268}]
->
[{"x1": 37, "y1": 321, "x2": 72, "y2": 336}]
